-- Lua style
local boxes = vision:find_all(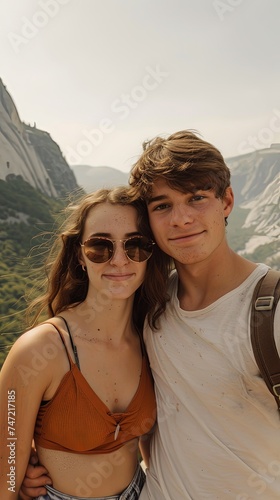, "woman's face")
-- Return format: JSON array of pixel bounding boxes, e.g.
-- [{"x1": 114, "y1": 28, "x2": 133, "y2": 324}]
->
[{"x1": 80, "y1": 203, "x2": 148, "y2": 300}]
